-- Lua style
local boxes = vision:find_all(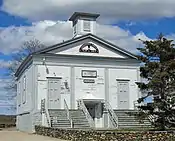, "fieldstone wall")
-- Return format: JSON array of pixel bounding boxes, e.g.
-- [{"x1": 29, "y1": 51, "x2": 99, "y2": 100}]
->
[{"x1": 35, "y1": 126, "x2": 175, "y2": 141}]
